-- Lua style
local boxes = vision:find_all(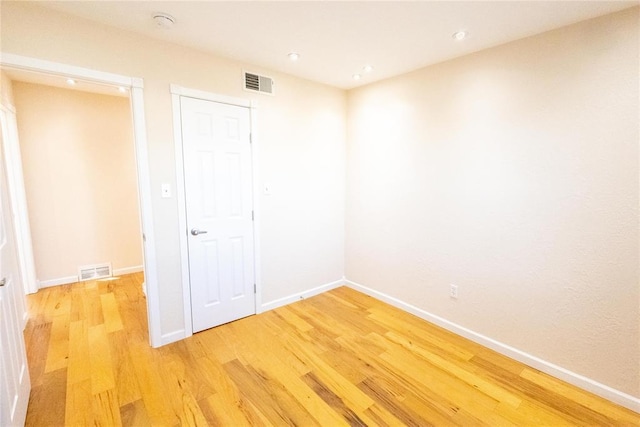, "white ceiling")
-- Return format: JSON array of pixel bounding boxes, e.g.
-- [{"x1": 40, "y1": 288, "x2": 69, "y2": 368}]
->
[{"x1": 34, "y1": 1, "x2": 638, "y2": 89}]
